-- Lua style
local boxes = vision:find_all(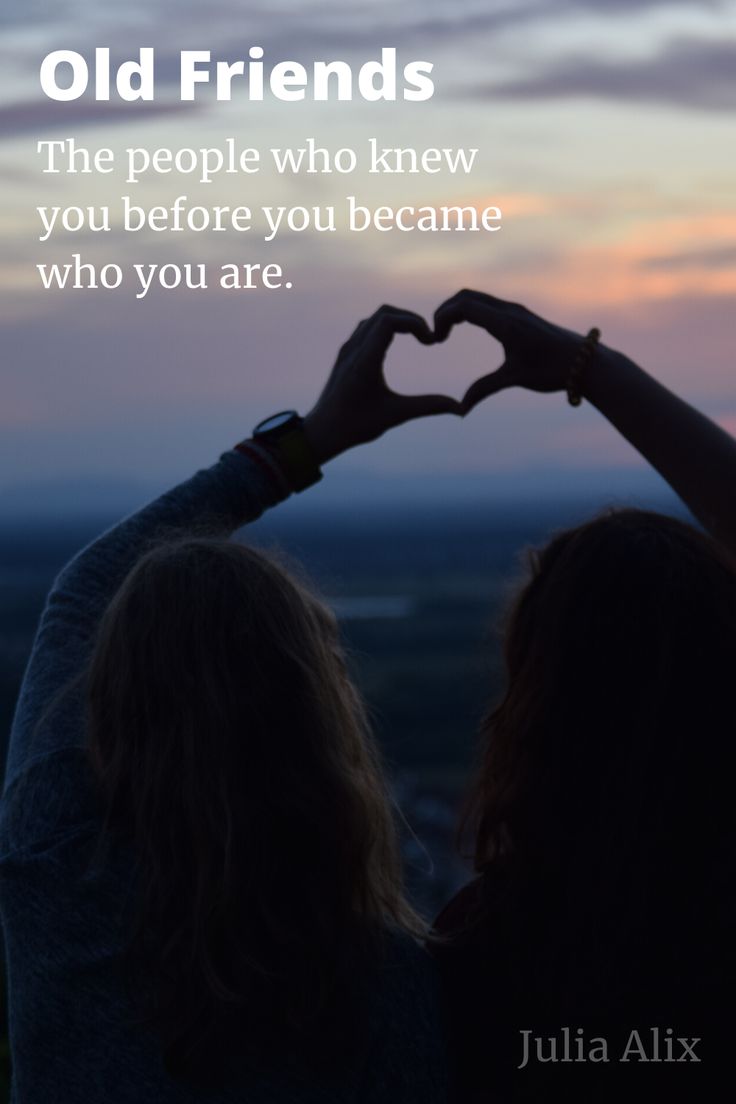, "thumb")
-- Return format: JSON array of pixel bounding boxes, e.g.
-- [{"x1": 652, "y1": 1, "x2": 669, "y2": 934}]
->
[{"x1": 461, "y1": 364, "x2": 515, "y2": 416}]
